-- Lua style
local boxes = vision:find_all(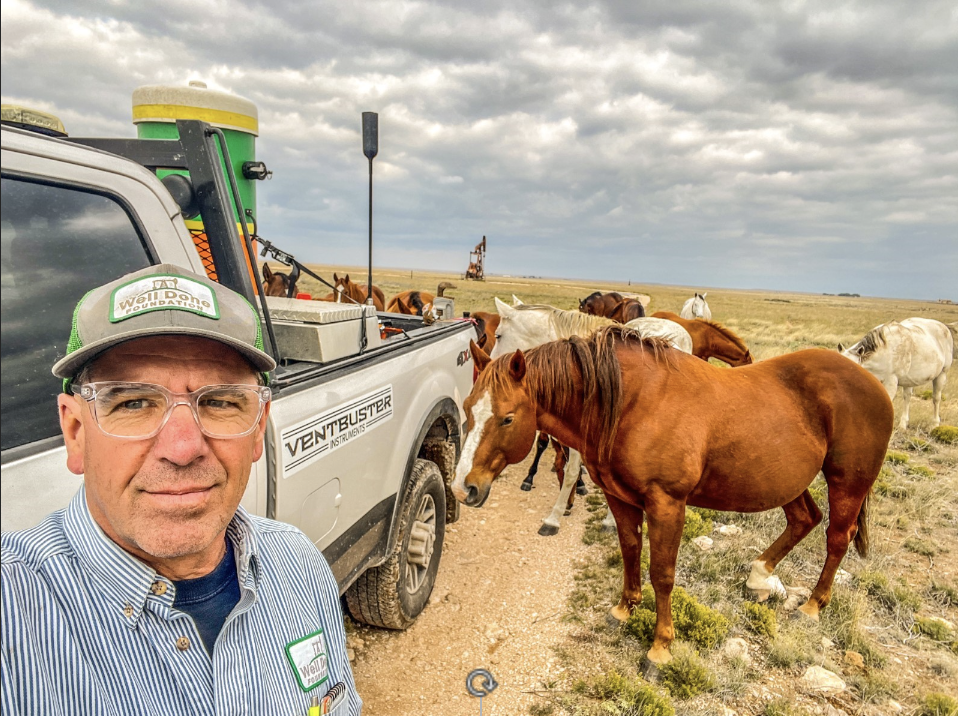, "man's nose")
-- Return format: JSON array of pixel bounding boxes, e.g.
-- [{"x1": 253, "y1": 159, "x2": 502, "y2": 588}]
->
[{"x1": 152, "y1": 404, "x2": 208, "y2": 465}]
